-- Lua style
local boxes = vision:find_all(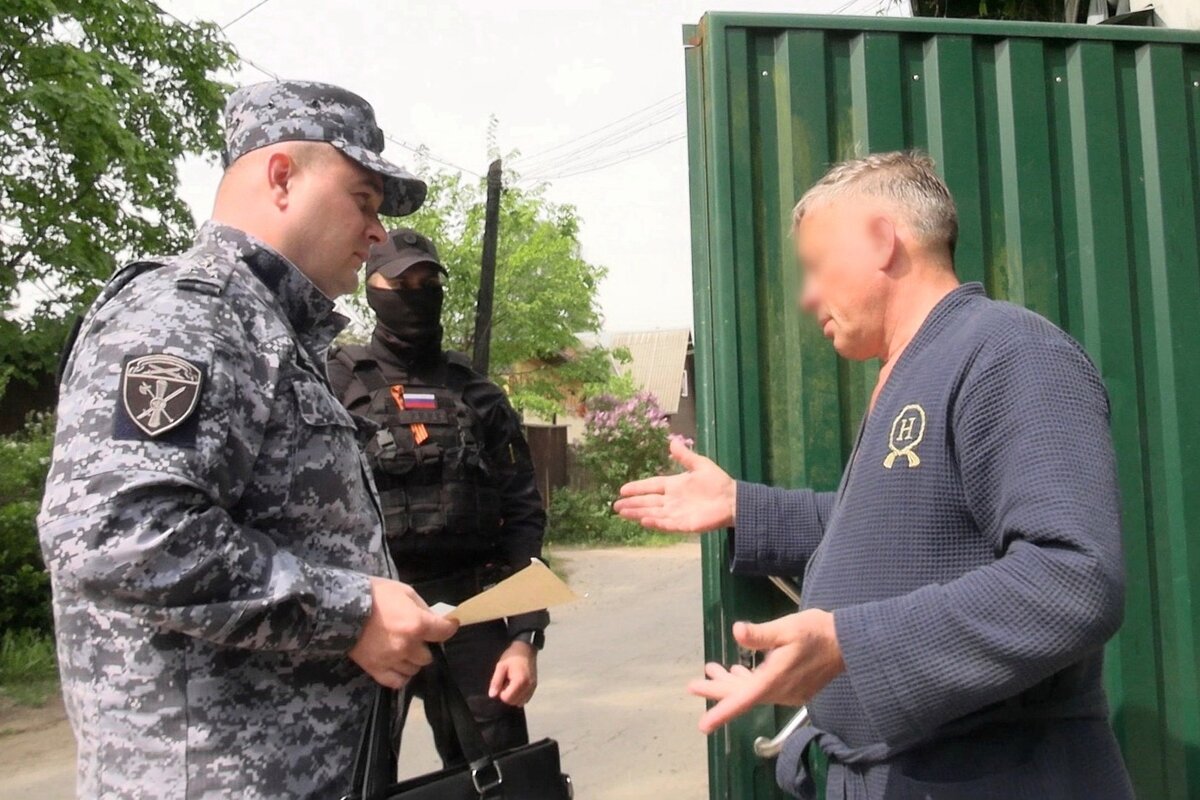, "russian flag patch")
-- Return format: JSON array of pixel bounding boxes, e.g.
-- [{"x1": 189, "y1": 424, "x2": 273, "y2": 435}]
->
[{"x1": 404, "y1": 392, "x2": 438, "y2": 410}]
